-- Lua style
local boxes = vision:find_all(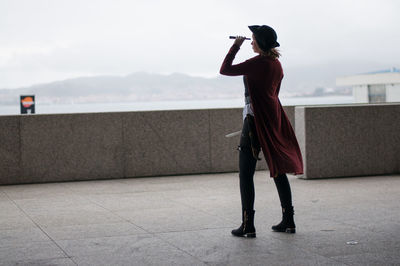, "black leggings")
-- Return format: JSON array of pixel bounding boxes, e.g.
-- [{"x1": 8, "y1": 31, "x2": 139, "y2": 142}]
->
[{"x1": 239, "y1": 117, "x2": 293, "y2": 210}]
